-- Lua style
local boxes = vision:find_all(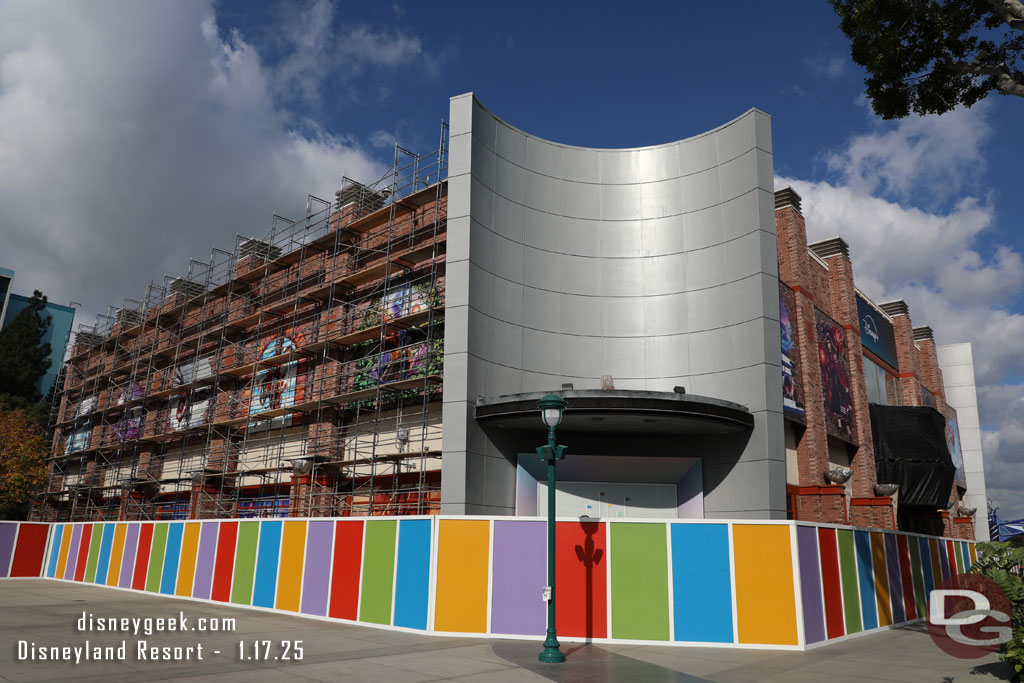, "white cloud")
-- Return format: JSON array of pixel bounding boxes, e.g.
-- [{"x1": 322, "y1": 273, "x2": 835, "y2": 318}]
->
[
  {"x1": 0, "y1": 0, "x2": 390, "y2": 327},
  {"x1": 777, "y1": 103, "x2": 1024, "y2": 518},
  {"x1": 824, "y1": 103, "x2": 992, "y2": 200},
  {"x1": 806, "y1": 55, "x2": 846, "y2": 80}
]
